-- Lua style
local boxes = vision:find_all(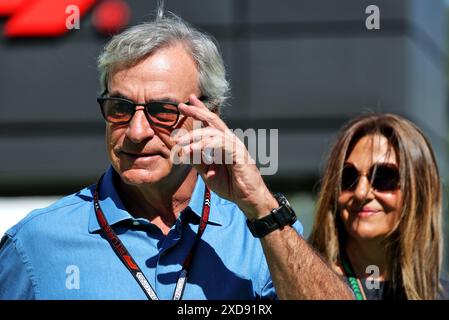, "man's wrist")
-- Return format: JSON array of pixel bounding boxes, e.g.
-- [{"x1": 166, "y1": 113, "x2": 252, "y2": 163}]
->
[
  {"x1": 245, "y1": 193, "x2": 297, "y2": 238},
  {"x1": 242, "y1": 192, "x2": 279, "y2": 221}
]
